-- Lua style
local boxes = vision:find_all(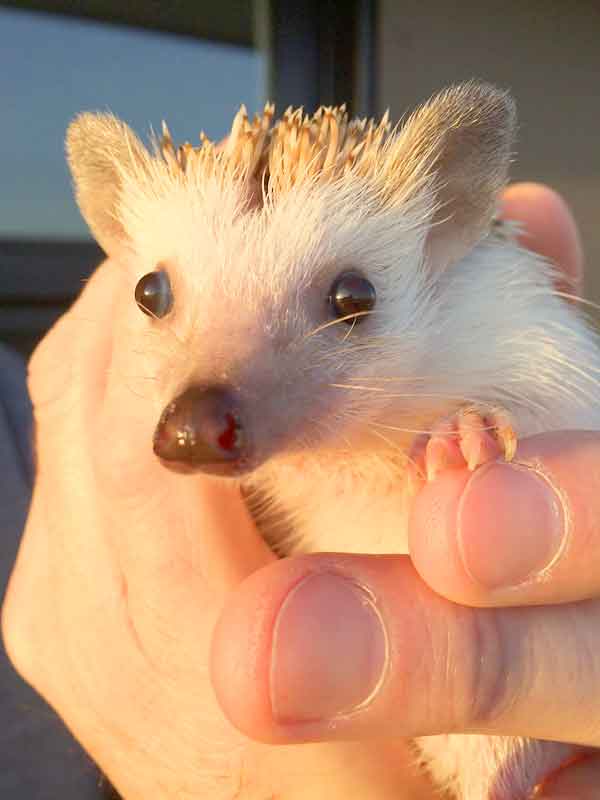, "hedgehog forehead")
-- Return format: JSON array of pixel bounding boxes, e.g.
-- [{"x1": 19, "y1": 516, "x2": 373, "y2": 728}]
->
[
  {"x1": 126, "y1": 170, "x2": 430, "y2": 381},
  {"x1": 124, "y1": 164, "x2": 430, "y2": 330},
  {"x1": 127, "y1": 169, "x2": 367, "y2": 271},
  {"x1": 121, "y1": 99, "x2": 438, "y2": 279}
]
